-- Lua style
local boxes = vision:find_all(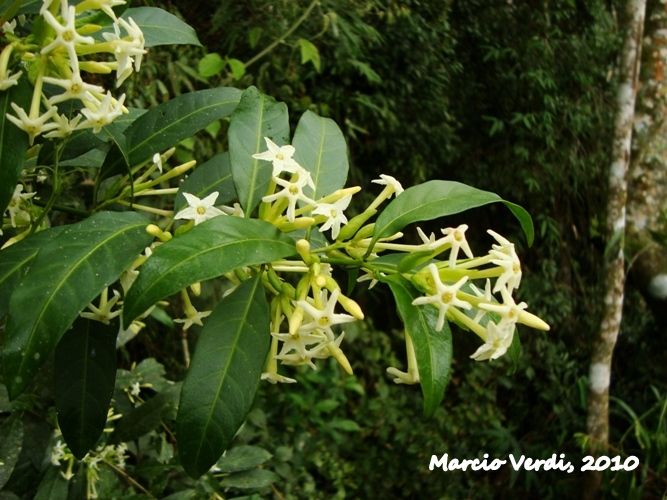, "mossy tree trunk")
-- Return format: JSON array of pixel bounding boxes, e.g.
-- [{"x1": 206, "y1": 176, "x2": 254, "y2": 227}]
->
[{"x1": 585, "y1": 0, "x2": 646, "y2": 497}]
